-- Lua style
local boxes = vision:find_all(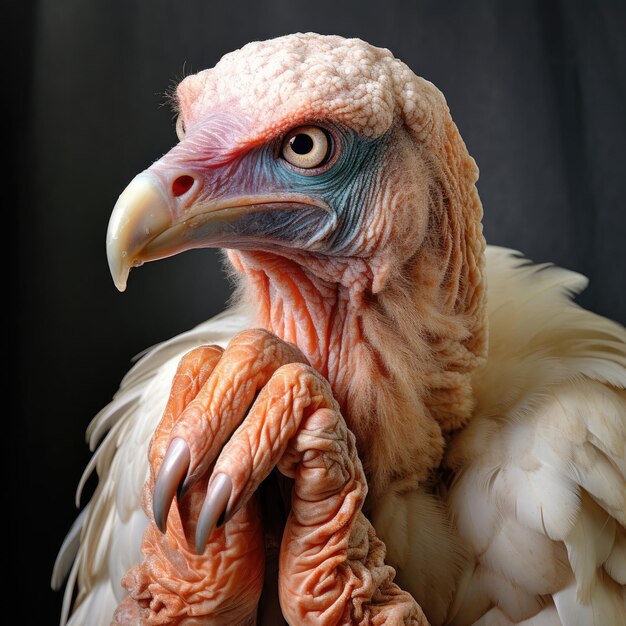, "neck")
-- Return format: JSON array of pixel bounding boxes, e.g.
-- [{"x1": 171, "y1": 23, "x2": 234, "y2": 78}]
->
[{"x1": 228, "y1": 247, "x2": 484, "y2": 494}]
